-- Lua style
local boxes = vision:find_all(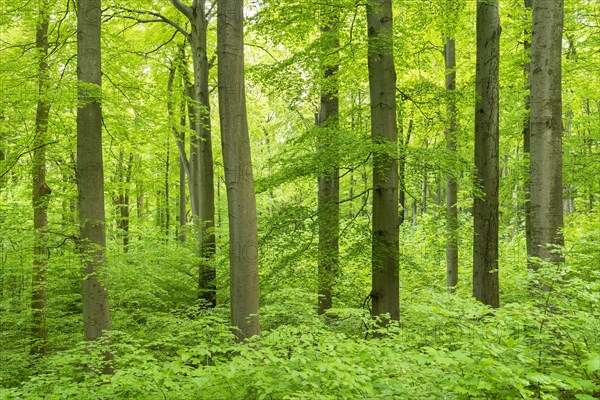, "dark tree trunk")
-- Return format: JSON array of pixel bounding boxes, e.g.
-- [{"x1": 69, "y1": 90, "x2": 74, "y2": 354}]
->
[
  {"x1": 399, "y1": 119, "x2": 412, "y2": 226},
  {"x1": 165, "y1": 141, "x2": 170, "y2": 239},
  {"x1": 114, "y1": 152, "x2": 132, "y2": 252},
  {"x1": 444, "y1": 37, "x2": 459, "y2": 293},
  {"x1": 367, "y1": 0, "x2": 400, "y2": 322},
  {"x1": 473, "y1": 0, "x2": 500, "y2": 308},
  {"x1": 523, "y1": 0, "x2": 533, "y2": 260},
  {"x1": 167, "y1": 63, "x2": 189, "y2": 243},
  {"x1": 317, "y1": 7, "x2": 340, "y2": 315},
  {"x1": 169, "y1": 0, "x2": 216, "y2": 306},
  {"x1": 32, "y1": 3, "x2": 51, "y2": 355}
]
